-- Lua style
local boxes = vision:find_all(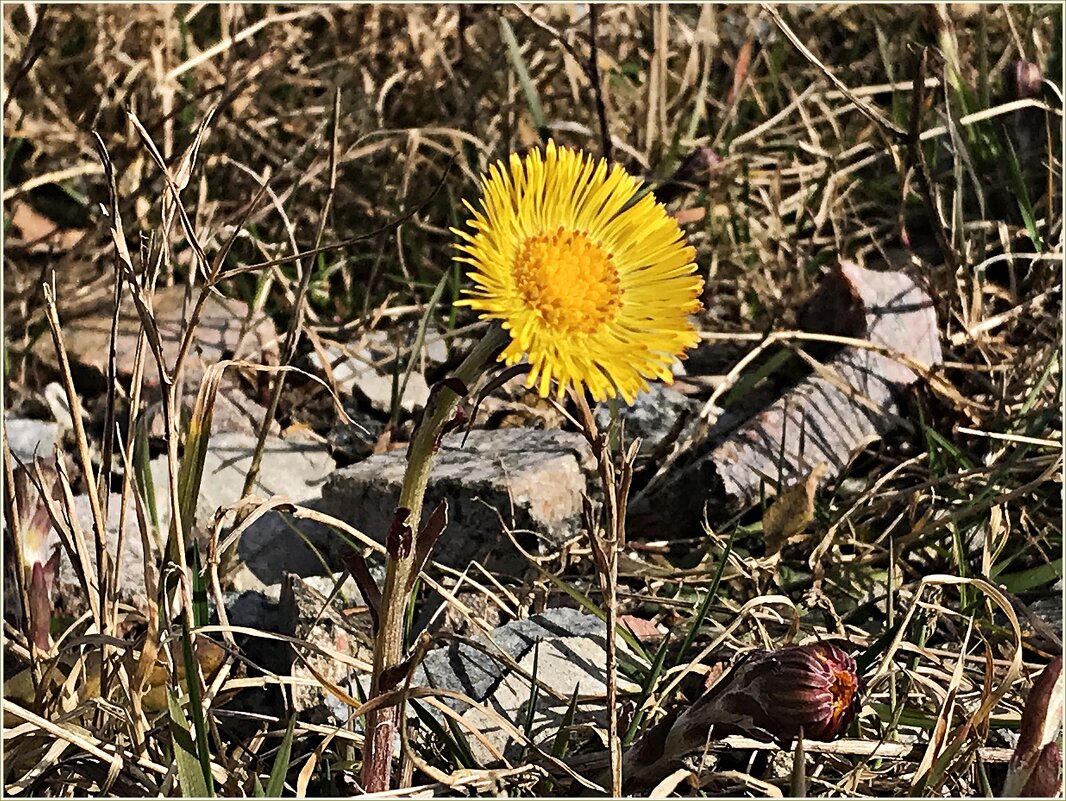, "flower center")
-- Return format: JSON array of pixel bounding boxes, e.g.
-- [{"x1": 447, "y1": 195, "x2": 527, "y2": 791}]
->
[
  {"x1": 828, "y1": 666, "x2": 858, "y2": 721},
  {"x1": 512, "y1": 227, "x2": 622, "y2": 335}
]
